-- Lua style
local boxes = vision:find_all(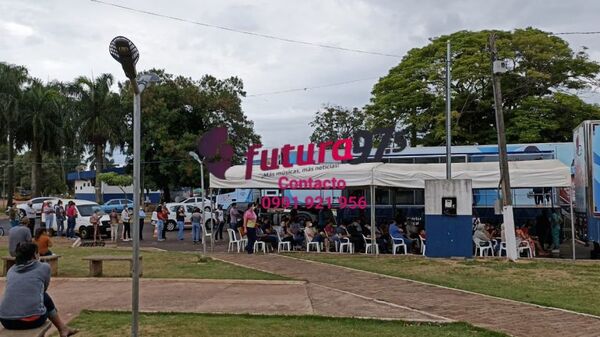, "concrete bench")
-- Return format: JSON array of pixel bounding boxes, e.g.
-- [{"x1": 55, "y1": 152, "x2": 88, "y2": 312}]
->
[
  {"x1": 2, "y1": 256, "x2": 61, "y2": 277},
  {"x1": 82, "y1": 255, "x2": 143, "y2": 277},
  {"x1": 0, "y1": 321, "x2": 51, "y2": 337}
]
